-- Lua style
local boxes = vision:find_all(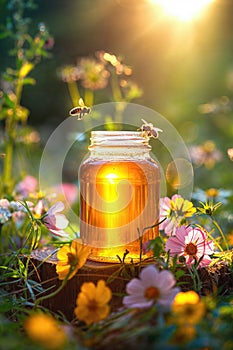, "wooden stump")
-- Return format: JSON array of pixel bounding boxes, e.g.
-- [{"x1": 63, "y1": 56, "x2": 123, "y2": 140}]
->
[
  {"x1": 30, "y1": 247, "x2": 233, "y2": 321},
  {"x1": 31, "y1": 247, "x2": 132, "y2": 321}
]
